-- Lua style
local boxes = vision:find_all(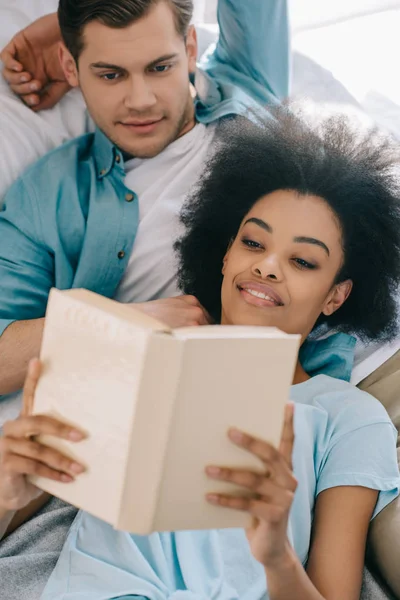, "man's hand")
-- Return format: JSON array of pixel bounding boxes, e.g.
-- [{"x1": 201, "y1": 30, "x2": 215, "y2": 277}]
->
[
  {"x1": 135, "y1": 295, "x2": 213, "y2": 328},
  {"x1": 0, "y1": 359, "x2": 86, "y2": 512},
  {"x1": 0, "y1": 13, "x2": 70, "y2": 111}
]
